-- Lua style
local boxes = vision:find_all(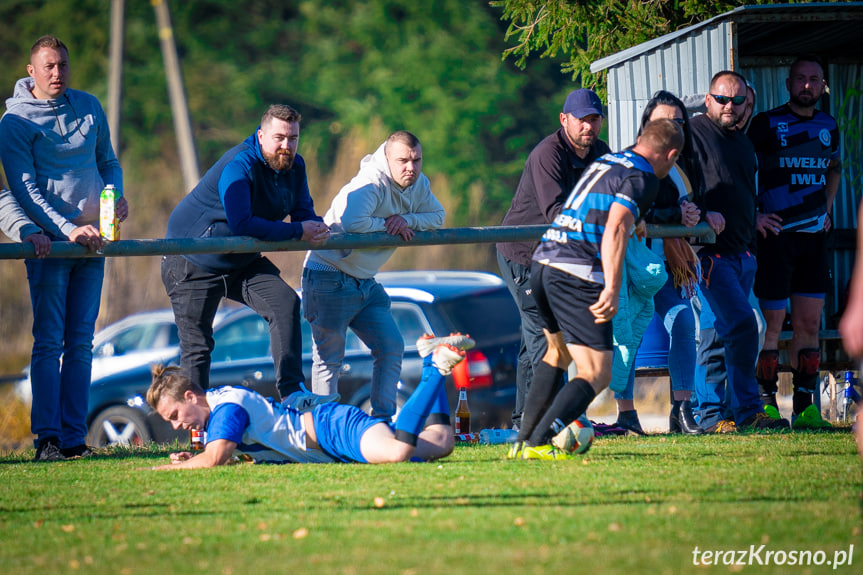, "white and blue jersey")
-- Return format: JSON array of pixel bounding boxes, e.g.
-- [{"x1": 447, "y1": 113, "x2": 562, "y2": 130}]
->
[
  {"x1": 532, "y1": 150, "x2": 660, "y2": 283},
  {"x1": 205, "y1": 386, "x2": 336, "y2": 464},
  {"x1": 748, "y1": 104, "x2": 840, "y2": 233}
]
